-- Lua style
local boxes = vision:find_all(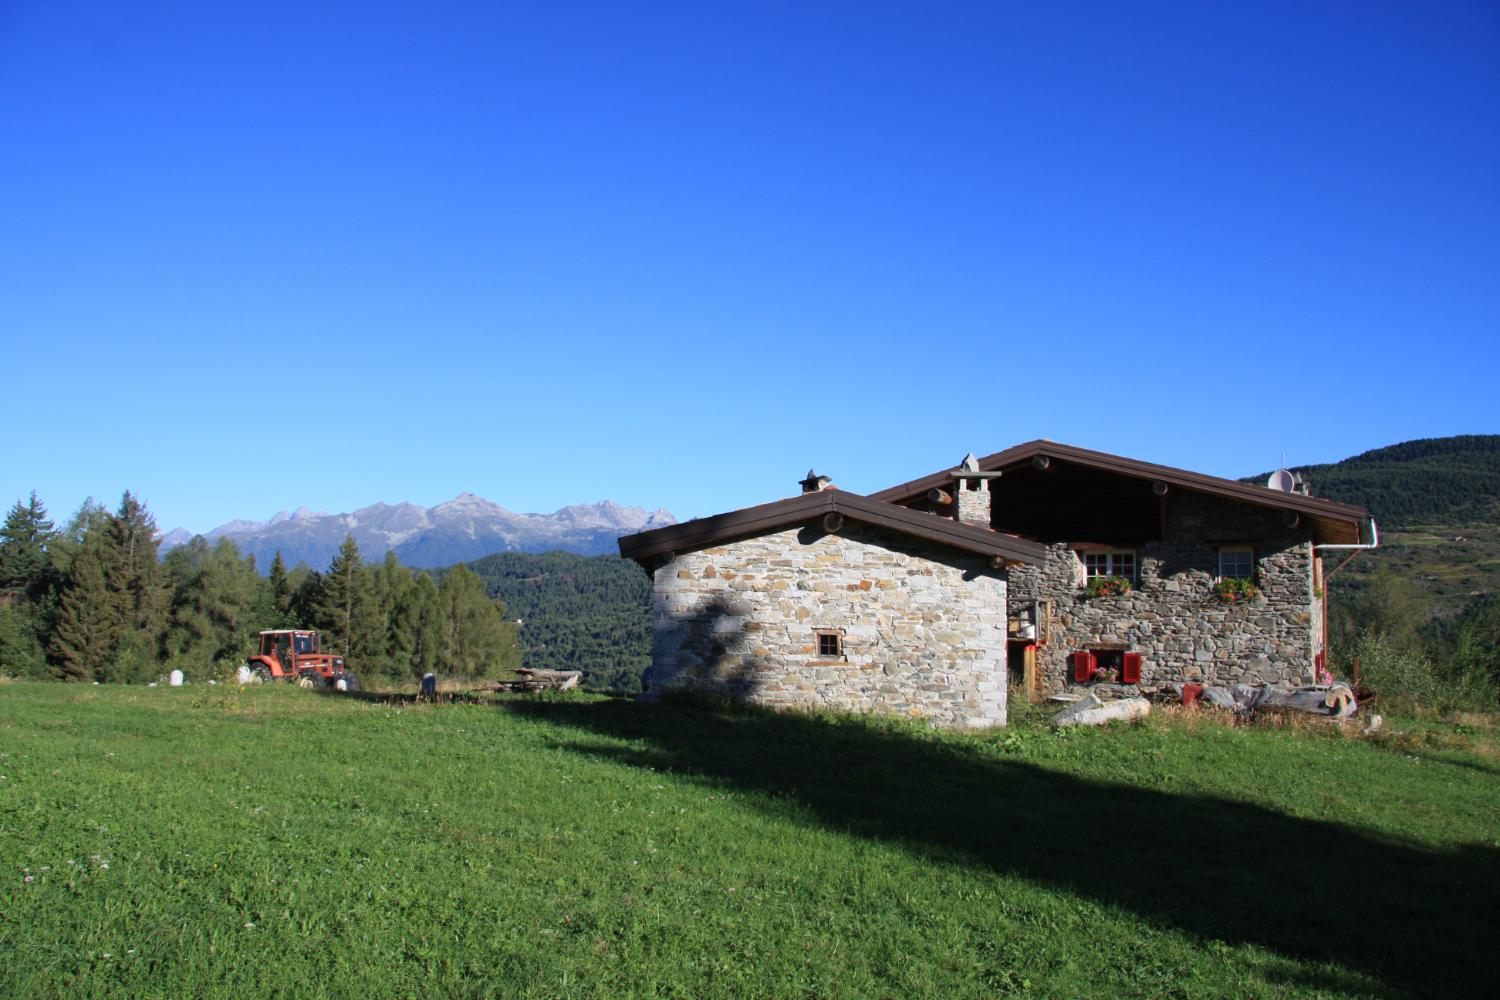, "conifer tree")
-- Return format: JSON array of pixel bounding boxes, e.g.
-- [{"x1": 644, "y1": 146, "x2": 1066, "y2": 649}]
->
[
  {"x1": 0, "y1": 603, "x2": 47, "y2": 678},
  {"x1": 0, "y1": 491, "x2": 55, "y2": 599},
  {"x1": 48, "y1": 499, "x2": 109, "y2": 577},
  {"x1": 268, "y1": 551, "x2": 292, "y2": 617},
  {"x1": 49, "y1": 526, "x2": 118, "y2": 681},
  {"x1": 392, "y1": 572, "x2": 442, "y2": 679},
  {"x1": 366, "y1": 551, "x2": 412, "y2": 672},
  {"x1": 288, "y1": 567, "x2": 321, "y2": 628},
  {"x1": 106, "y1": 488, "x2": 165, "y2": 659},
  {"x1": 162, "y1": 537, "x2": 263, "y2": 673},
  {"x1": 312, "y1": 534, "x2": 376, "y2": 664}
]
